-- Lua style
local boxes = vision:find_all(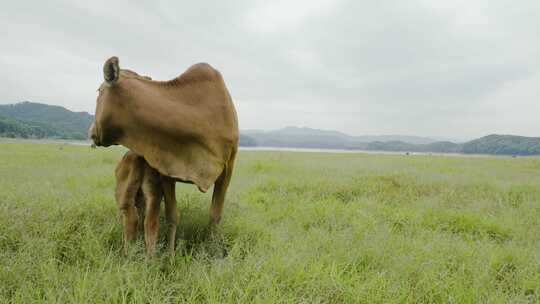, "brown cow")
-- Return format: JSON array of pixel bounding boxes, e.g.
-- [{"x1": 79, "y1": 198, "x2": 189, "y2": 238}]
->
[{"x1": 89, "y1": 57, "x2": 238, "y2": 255}]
